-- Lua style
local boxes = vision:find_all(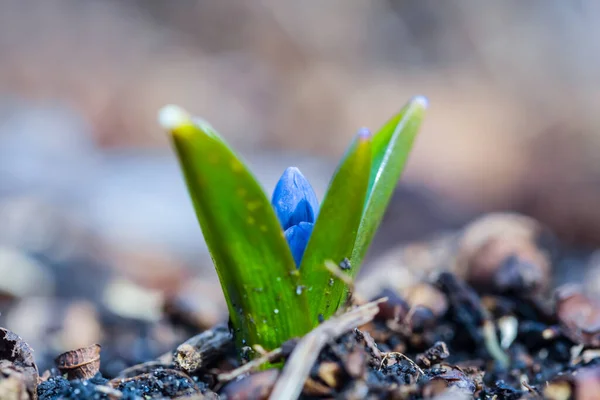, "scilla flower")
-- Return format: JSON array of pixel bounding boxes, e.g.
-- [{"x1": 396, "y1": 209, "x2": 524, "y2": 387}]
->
[
  {"x1": 271, "y1": 167, "x2": 319, "y2": 266},
  {"x1": 160, "y1": 96, "x2": 427, "y2": 353}
]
